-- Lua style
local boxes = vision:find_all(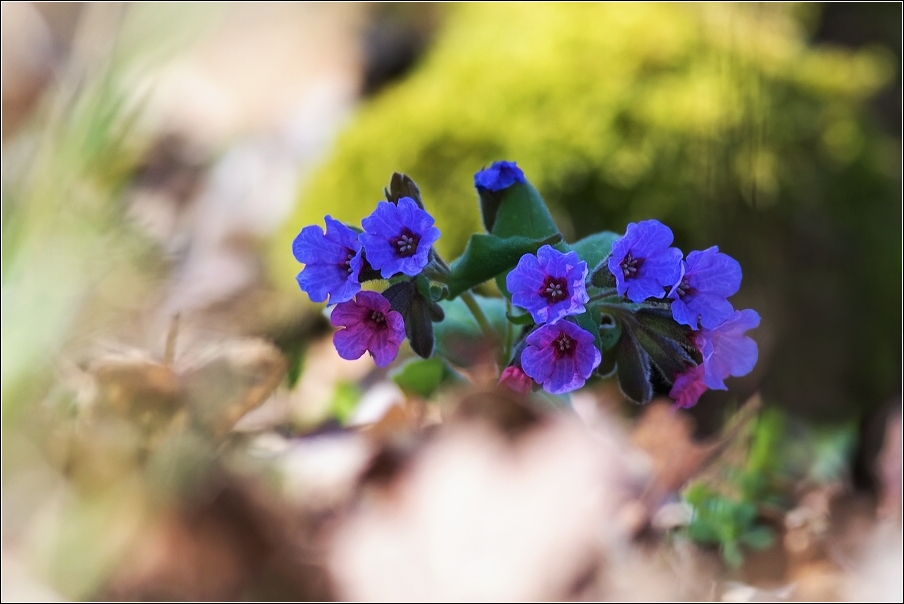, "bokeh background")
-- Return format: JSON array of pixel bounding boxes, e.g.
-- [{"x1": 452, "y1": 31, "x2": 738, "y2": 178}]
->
[{"x1": 2, "y1": 3, "x2": 901, "y2": 601}]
